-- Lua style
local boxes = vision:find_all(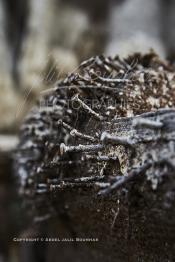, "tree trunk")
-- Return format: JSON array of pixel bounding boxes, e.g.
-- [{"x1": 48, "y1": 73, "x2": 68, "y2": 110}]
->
[{"x1": 16, "y1": 52, "x2": 175, "y2": 262}]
